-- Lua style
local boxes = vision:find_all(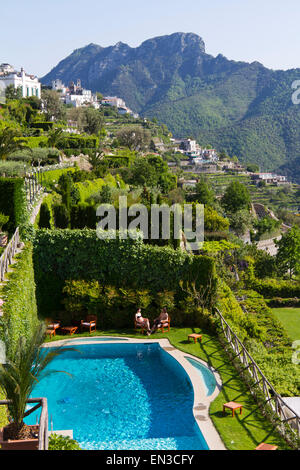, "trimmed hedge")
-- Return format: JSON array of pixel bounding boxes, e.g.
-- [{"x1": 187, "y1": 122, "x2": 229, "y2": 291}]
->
[
  {"x1": 33, "y1": 229, "x2": 216, "y2": 317},
  {"x1": 266, "y1": 297, "x2": 300, "y2": 308},
  {"x1": 57, "y1": 135, "x2": 98, "y2": 150},
  {"x1": 75, "y1": 174, "x2": 118, "y2": 202},
  {"x1": 30, "y1": 122, "x2": 54, "y2": 131},
  {"x1": 0, "y1": 244, "x2": 38, "y2": 353},
  {"x1": 0, "y1": 178, "x2": 28, "y2": 233},
  {"x1": 249, "y1": 278, "x2": 300, "y2": 298},
  {"x1": 41, "y1": 167, "x2": 76, "y2": 191}
]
